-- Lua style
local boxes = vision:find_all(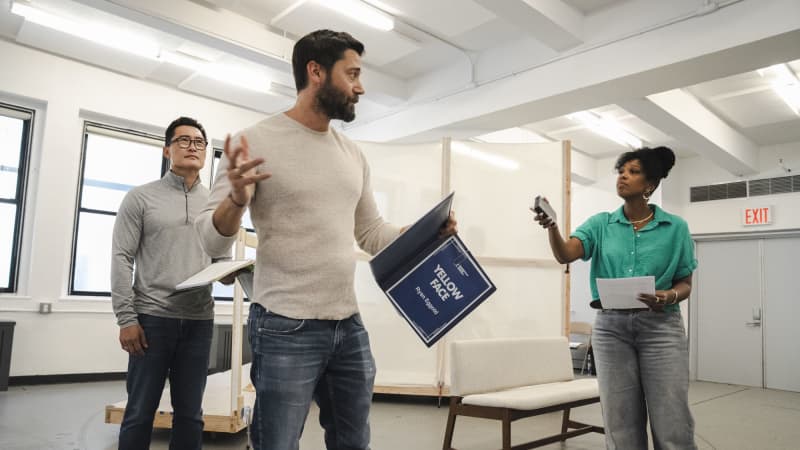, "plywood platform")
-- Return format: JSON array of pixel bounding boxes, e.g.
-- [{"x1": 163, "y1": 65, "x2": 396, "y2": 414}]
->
[
  {"x1": 105, "y1": 364, "x2": 255, "y2": 433},
  {"x1": 373, "y1": 383, "x2": 448, "y2": 397}
]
